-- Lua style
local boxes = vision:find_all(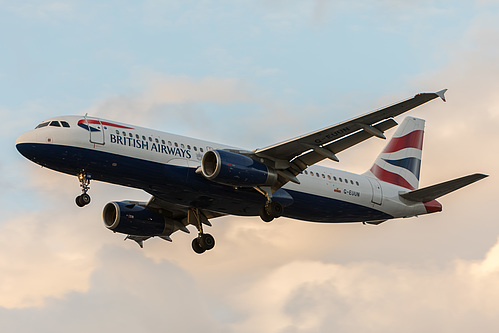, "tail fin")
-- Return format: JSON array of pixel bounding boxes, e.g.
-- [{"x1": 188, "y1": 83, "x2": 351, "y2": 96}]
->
[{"x1": 365, "y1": 117, "x2": 425, "y2": 190}]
